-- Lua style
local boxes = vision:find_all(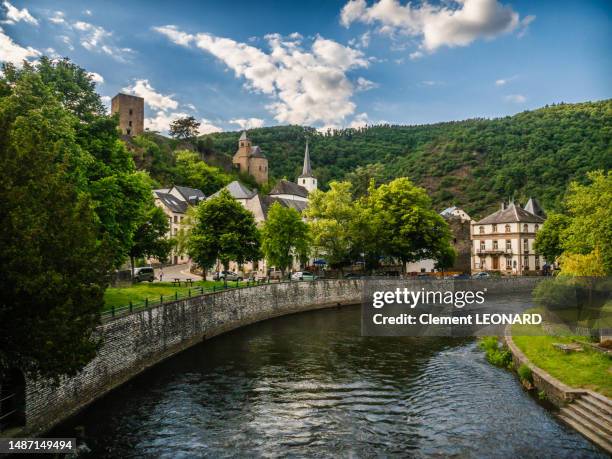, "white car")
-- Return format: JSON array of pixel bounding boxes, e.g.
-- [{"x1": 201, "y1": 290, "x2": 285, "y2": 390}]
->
[{"x1": 291, "y1": 271, "x2": 318, "y2": 281}]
